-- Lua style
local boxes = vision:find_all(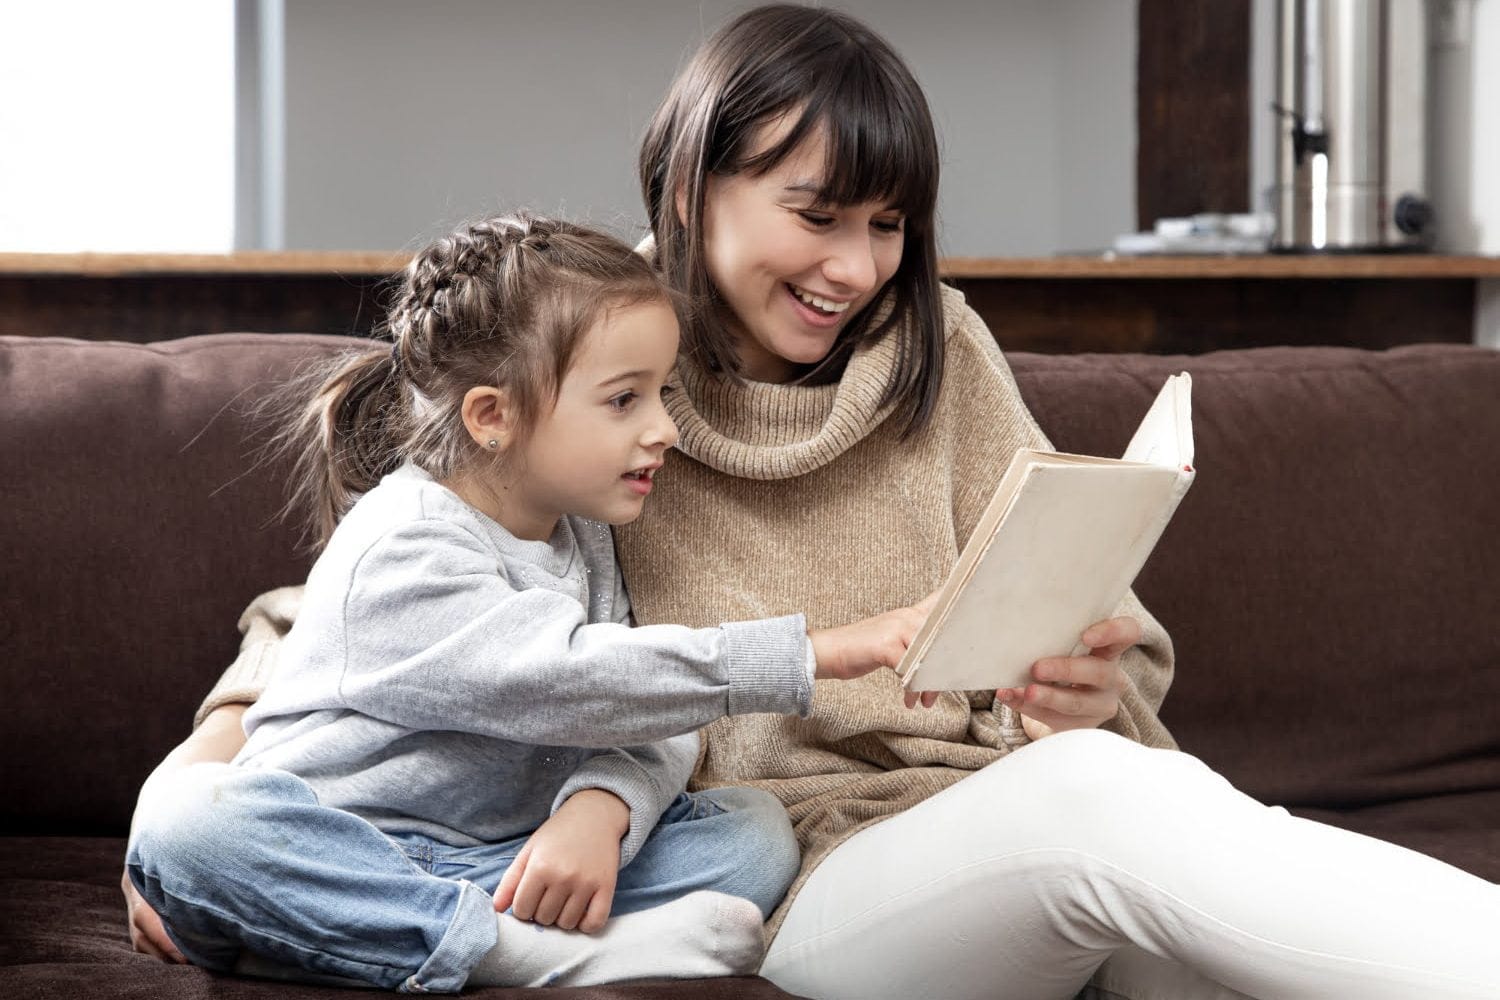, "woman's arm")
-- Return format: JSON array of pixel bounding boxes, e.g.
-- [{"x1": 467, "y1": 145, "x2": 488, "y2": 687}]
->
[{"x1": 193, "y1": 586, "x2": 302, "y2": 726}]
